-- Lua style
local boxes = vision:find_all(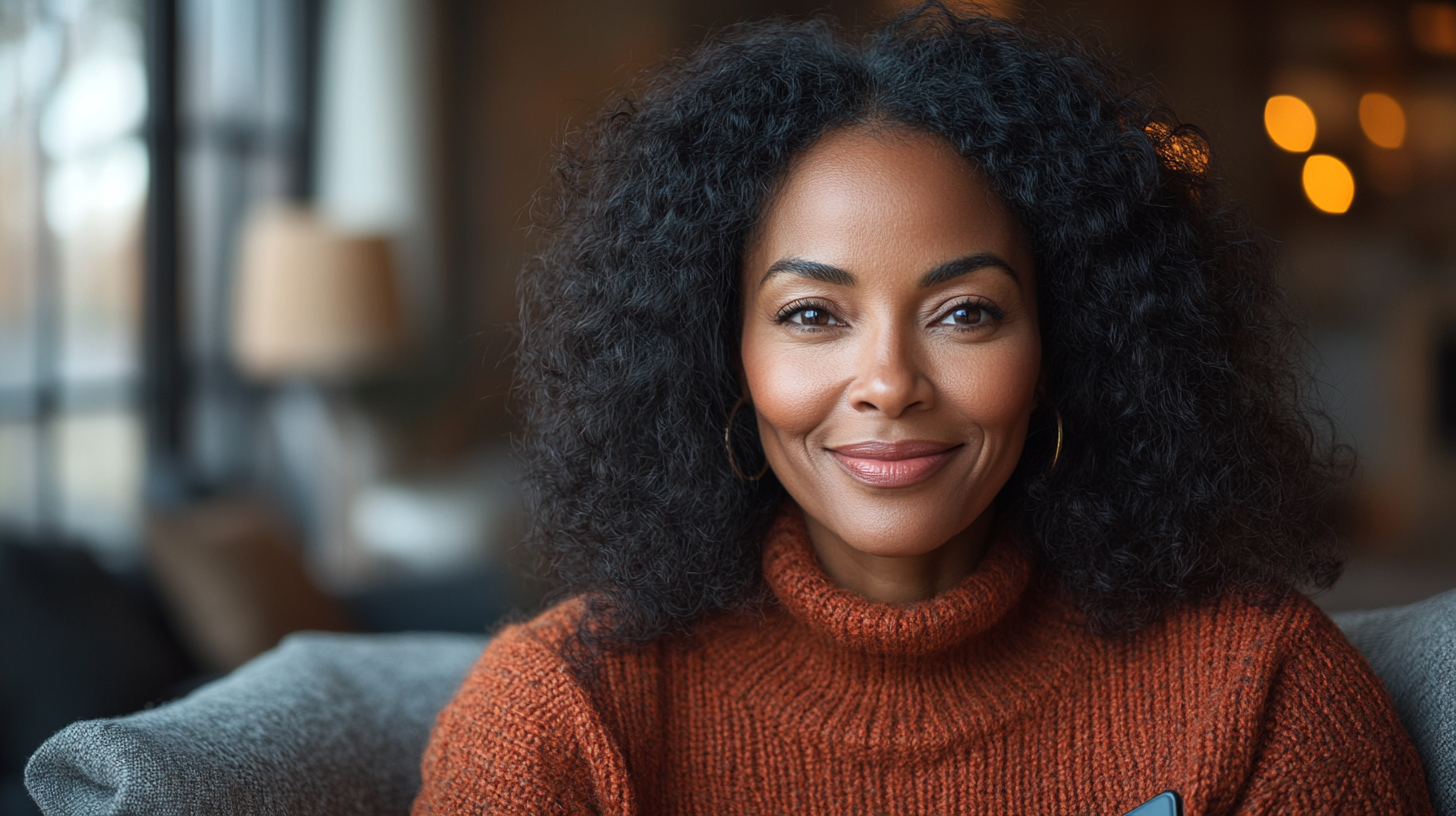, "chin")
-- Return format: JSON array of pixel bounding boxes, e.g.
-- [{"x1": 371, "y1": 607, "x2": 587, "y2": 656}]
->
[{"x1": 826, "y1": 505, "x2": 979, "y2": 558}]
